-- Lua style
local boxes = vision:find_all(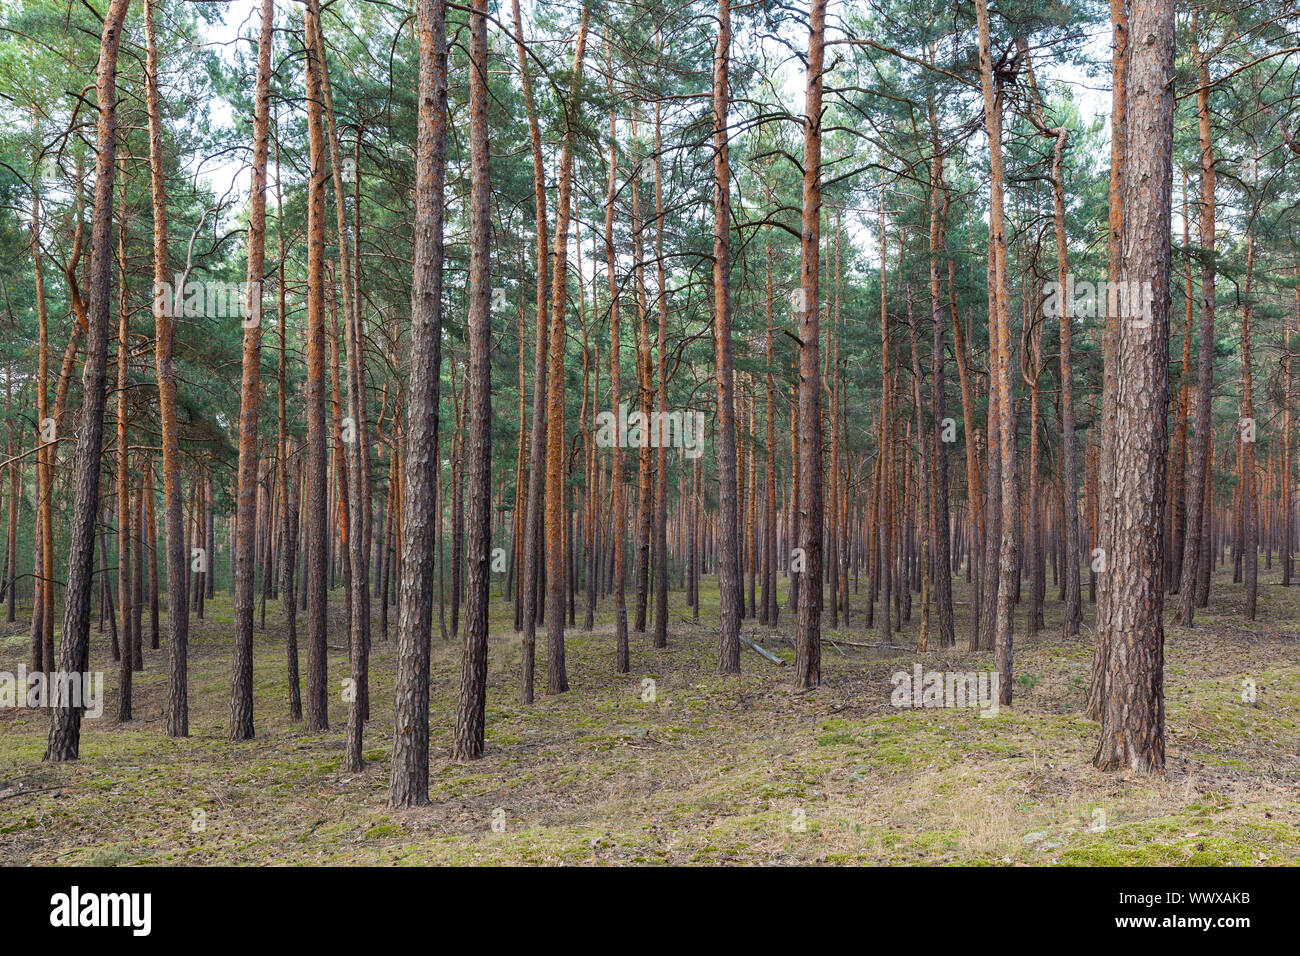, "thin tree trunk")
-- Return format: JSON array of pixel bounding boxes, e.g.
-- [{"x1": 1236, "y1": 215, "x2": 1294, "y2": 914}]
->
[
  {"x1": 1020, "y1": 40, "x2": 1081, "y2": 635},
  {"x1": 713, "y1": 0, "x2": 741, "y2": 674},
  {"x1": 453, "y1": 0, "x2": 492, "y2": 761},
  {"x1": 45, "y1": 0, "x2": 131, "y2": 761},
  {"x1": 604, "y1": 29, "x2": 630, "y2": 674},
  {"x1": 115, "y1": 175, "x2": 133, "y2": 722},
  {"x1": 303, "y1": 0, "x2": 330, "y2": 731},
  {"x1": 513, "y1": 0, "x2": 550, "y2": 699},
  {"x1": 544, "y1": 4, "x2": 589, "y2": 695},
  {"x1": 1241, "y1": 226, "x2": 1257, "y2": 620},
  {"x1": 652, "y1": 97, "x2": 669, "y2": 650},
  {"x1": 907, "y1": 287, "x2": 931, "y2": 652},
  {"x1": 793, "y1": 0, "x2": 826, "y2": 689},
  {"x1": 1088, "y1": 0, "x2": 1130, "y2": 721},
  {"x1": 974, "y1": 0, "x2": 1016, "y2": 704},
  {"x1": 925, "y1": 117, "x2": 954, "y2": 647},
  {"x1": 230, "y1": 0, "x2": 274, "y2": 741},
  {"x1": 763, "y1": 240, "x2": 778, "y2": 627},
  {"x1": 1174, "y1": 15, "x2": 1216, "y2": 629}
]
